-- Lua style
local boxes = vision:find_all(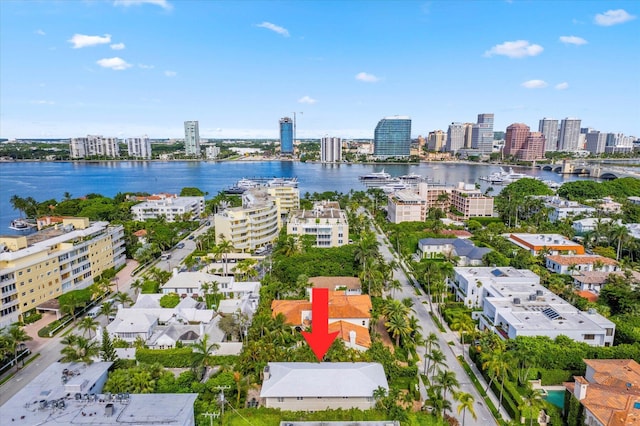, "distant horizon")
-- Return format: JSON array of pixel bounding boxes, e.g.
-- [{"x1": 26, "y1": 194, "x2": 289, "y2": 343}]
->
[{"x1": 1, "y1": 1, "x2": 638, "y2": 139}]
